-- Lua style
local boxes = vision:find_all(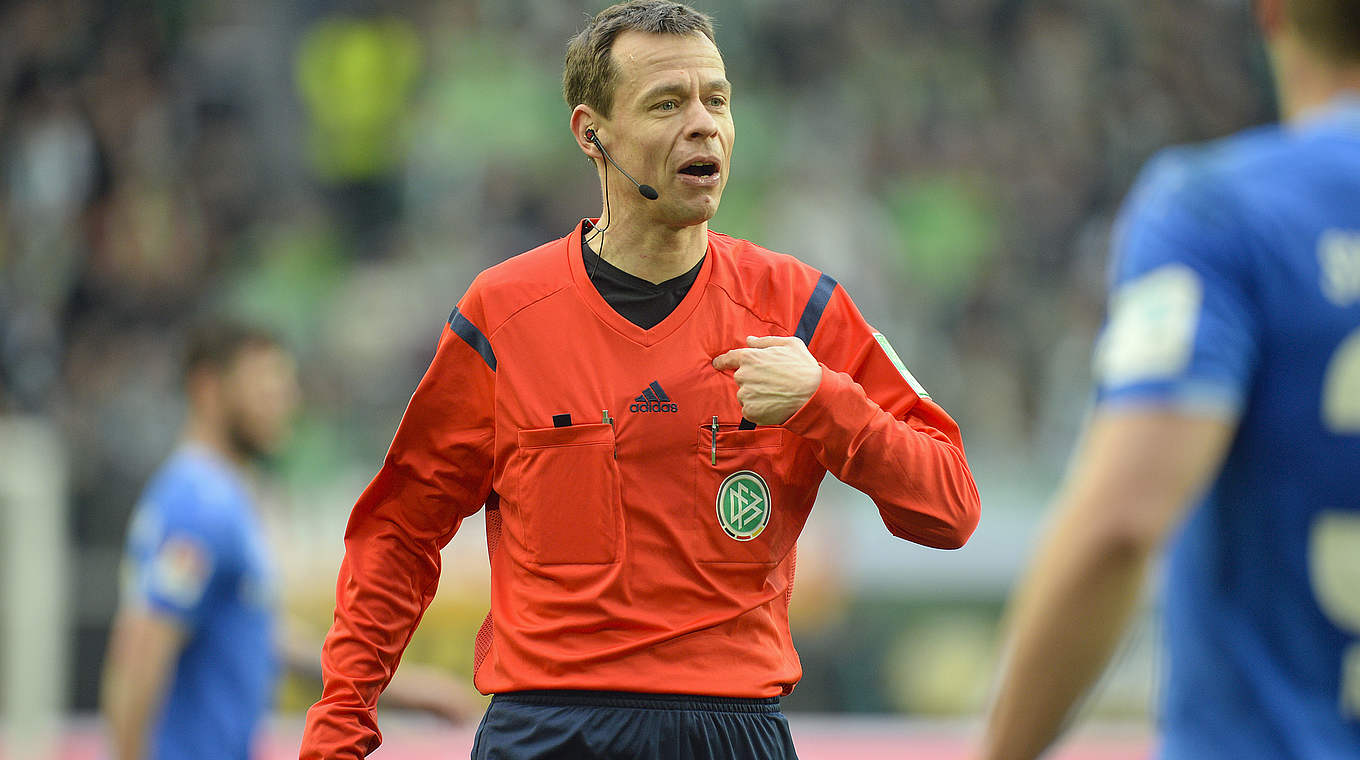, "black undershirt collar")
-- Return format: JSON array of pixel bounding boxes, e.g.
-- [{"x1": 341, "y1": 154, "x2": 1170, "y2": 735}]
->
[{"x1": 582, "y1": 228, "x2": 704, "y2": 330}]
